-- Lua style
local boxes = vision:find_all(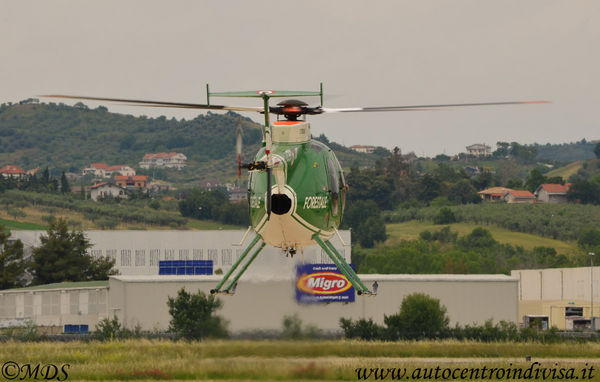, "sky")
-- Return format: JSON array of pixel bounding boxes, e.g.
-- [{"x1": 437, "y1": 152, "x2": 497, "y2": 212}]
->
[{"x1": 1, "y1": 0, "x2": 599, "y2": 156}]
